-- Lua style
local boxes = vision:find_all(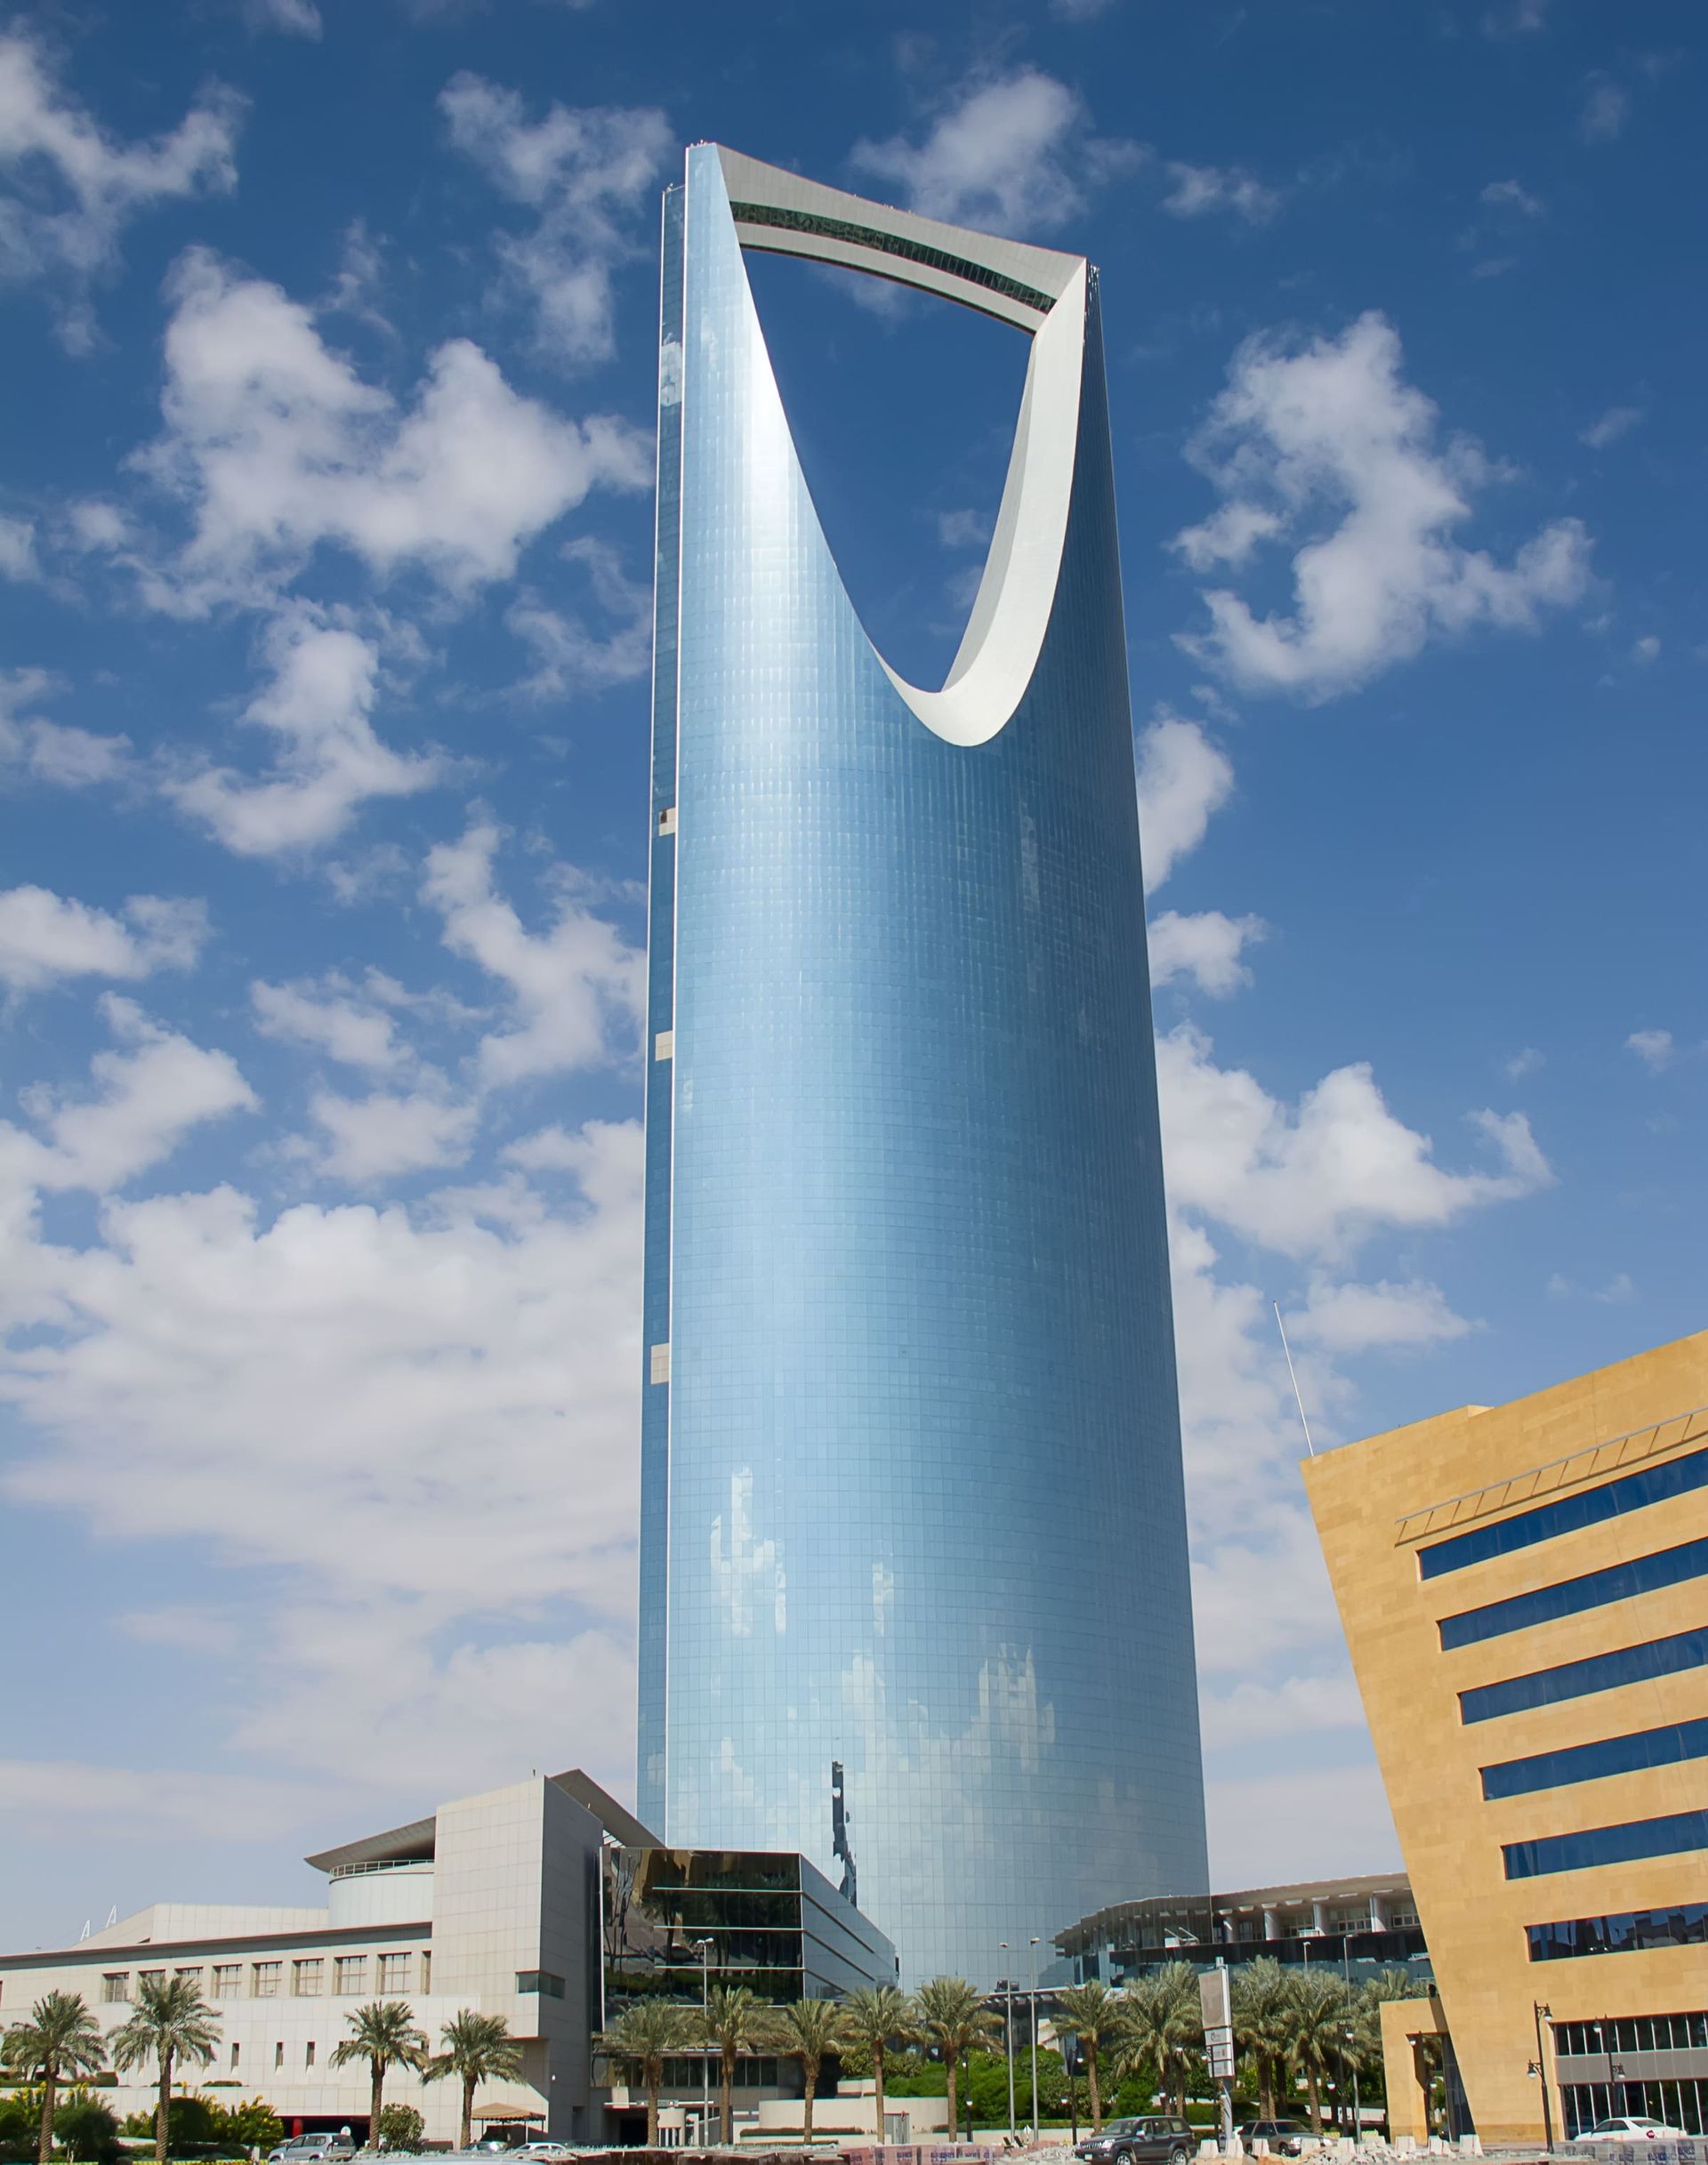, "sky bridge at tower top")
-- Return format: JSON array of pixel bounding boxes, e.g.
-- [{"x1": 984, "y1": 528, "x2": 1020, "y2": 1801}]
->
[{"x1": 706, "y1": 141, "x2": 1086, "y2": 332}]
